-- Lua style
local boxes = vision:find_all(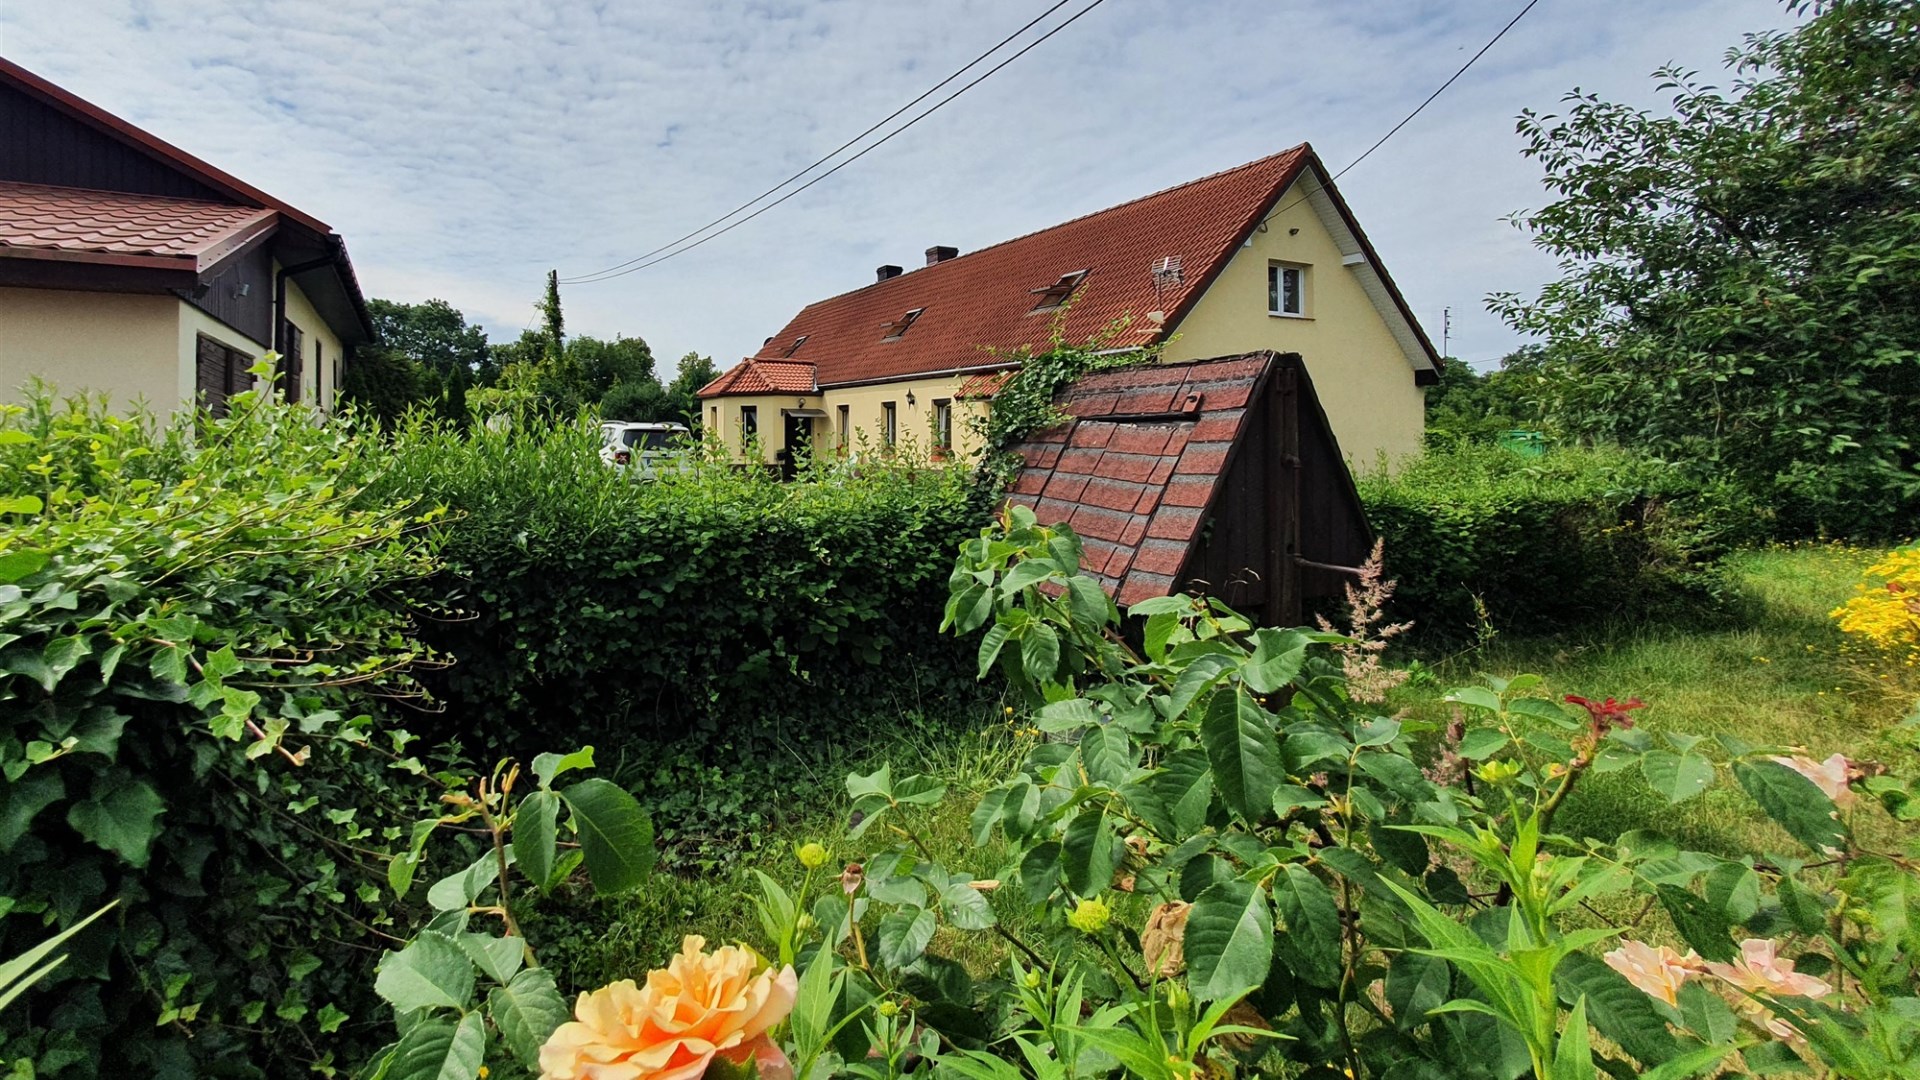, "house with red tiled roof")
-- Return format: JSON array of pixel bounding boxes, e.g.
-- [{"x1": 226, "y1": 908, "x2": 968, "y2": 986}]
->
[
  {"x1": 699, "y1": 145, "x2": 1438, "y2": 467},
  {"x1": 0, "y1": 58, "x2": 372, "y2": 417}
]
